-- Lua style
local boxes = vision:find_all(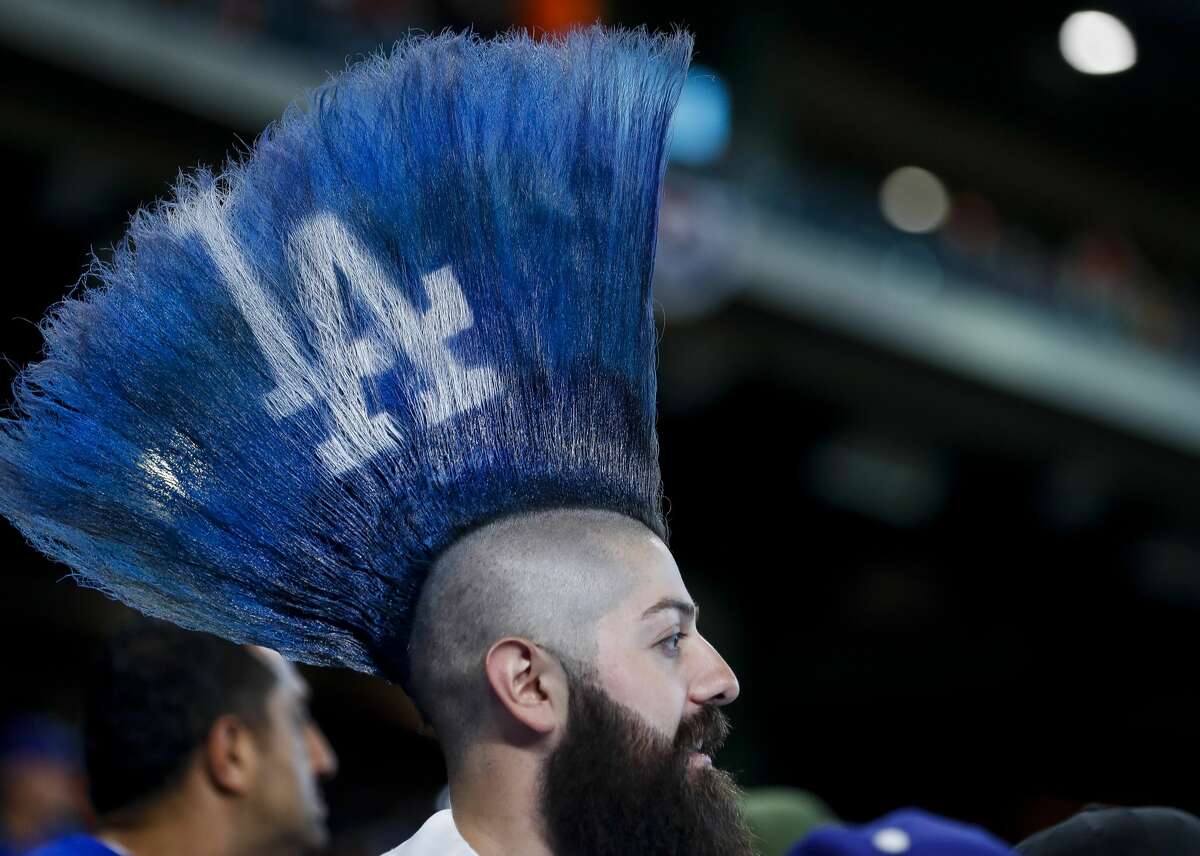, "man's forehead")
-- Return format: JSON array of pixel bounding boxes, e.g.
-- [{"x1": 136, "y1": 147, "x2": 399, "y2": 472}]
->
[
  {"x1": 594, "y1": 537, "x2": 694, "y2": 646},
  {"x1": 248, "y1": 645, "x2": 307, "y2": 696},
  {"x1": 600, "y1": 532, "x2": 692, "y2": 619},
  {"x1": 631, "y1": 562, "x2": 692, "y2": 617},
  {"x1": 569, "y1": 516, "x2": 684, "y2": 595}
]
